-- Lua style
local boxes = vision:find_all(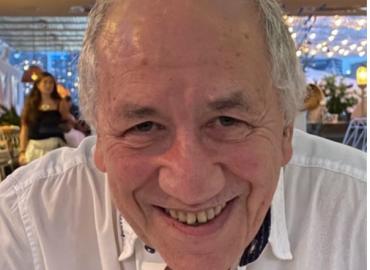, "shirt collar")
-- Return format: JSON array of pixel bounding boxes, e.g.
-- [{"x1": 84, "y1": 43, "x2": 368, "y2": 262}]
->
[
  {"x1": 268, "y1": 168, "x2": 293, "y2": 260},
  {"x1": 118, "y1": 217, "x2": 166, "y2": 269},
  {"x1": 117, "y1": 168, "x2": 293, "y2": 267}
]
